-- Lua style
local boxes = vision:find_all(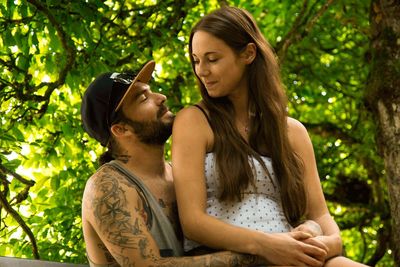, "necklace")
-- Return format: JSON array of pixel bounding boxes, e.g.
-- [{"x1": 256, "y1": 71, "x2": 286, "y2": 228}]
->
[
  {"x1": 237, "y1": 119, "x2": 250, "y2": 133},
  {"x1": 237, "y1": 110, "x2": 254, "y2": 134},
  {"x1": 244, "y1": 123, "x2": 249, "y2": 133}
]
